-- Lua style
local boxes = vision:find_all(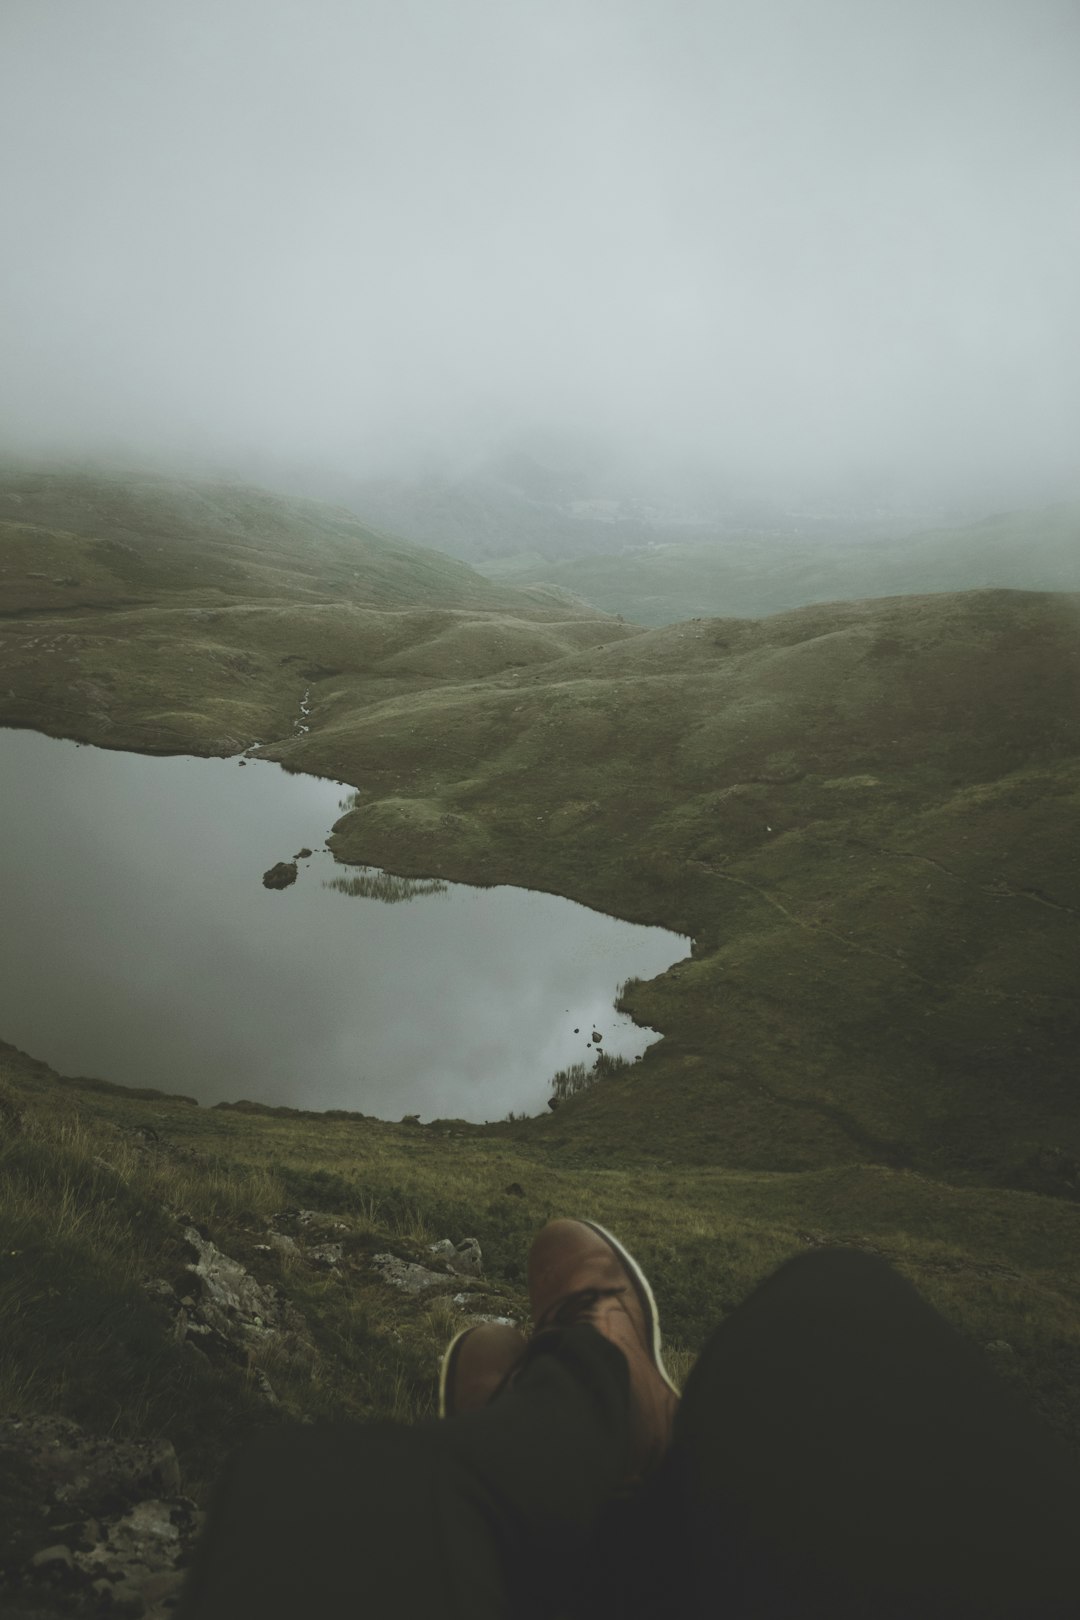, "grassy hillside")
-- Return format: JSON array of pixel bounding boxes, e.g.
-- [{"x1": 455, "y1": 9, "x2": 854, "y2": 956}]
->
[
  {"x1": 479, "y1": 504, "x2": 1080, "y2": 624},
  {"x1": 1, "y1": 468, "x2": 1078, "y2": 1597},
  {"x1": 0, "y1": 467, "x2": 631, "y2": 753}
]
